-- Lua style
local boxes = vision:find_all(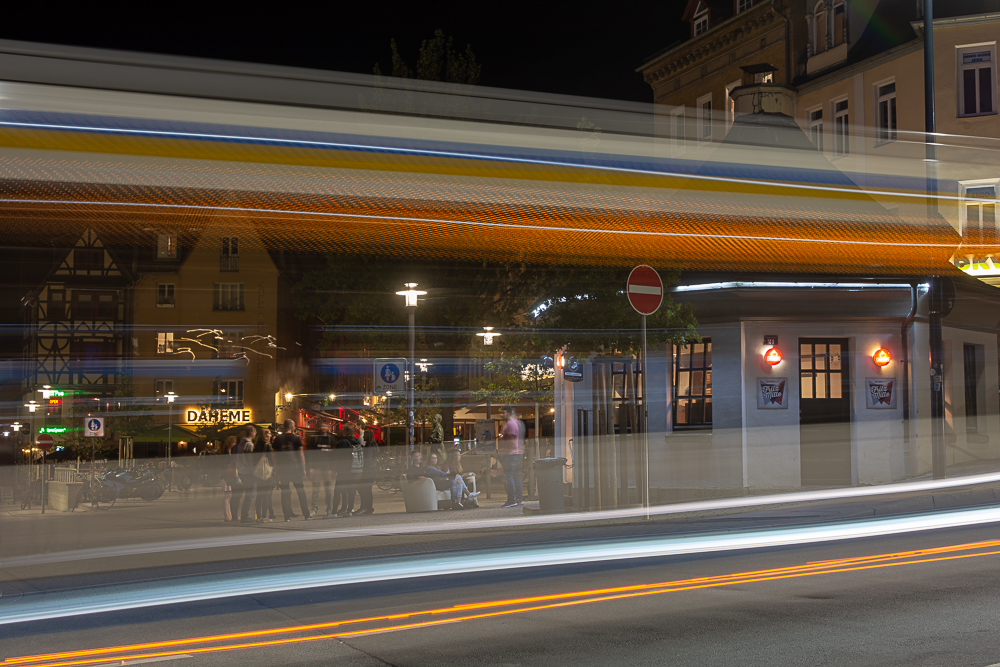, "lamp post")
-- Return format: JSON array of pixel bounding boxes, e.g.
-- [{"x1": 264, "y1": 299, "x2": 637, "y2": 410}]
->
[
  {"x1": 396, "y1": 283, "x2": 425, "y2": 456},
  {"x1": 166, "y1": 391, "x2": 177, "y2": 491},
  {"x1": 476, "y1": 327, "x2": 501, "y2": 500}
]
